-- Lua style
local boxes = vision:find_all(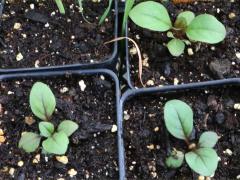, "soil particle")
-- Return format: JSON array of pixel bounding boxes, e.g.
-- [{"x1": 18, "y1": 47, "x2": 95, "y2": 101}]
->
[{"x1": 209, "y1": 59, "x2": 231, "y2": 79}]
